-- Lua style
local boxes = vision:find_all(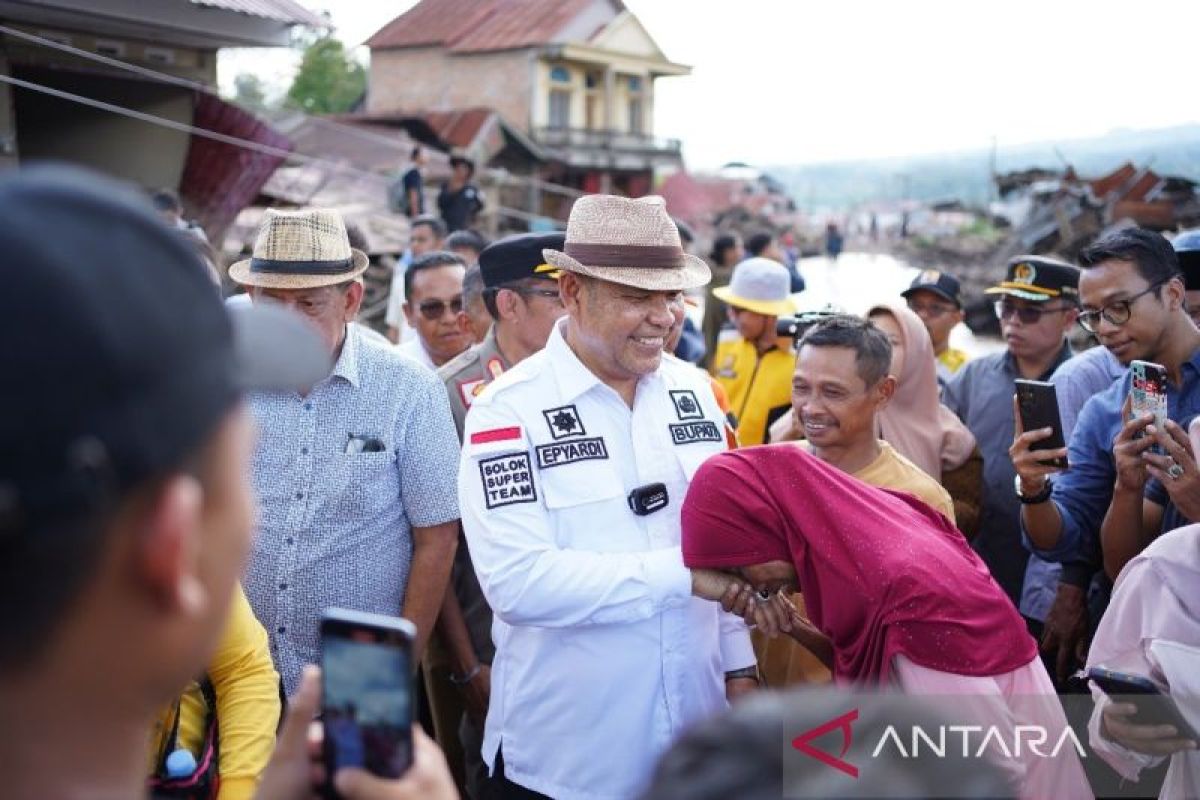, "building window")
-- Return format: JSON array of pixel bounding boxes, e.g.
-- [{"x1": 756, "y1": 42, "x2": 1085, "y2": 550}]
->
[
  {"x1": 550, "y1": 66, "x2": 571, "y2": 84},
  {"x1": 628, "y1": 98, "x2": 643, "y2": 135},
  {"x1": 628, "y1": 76, "x2": 642, "y2": 92},
  {"x1": 549, "y1": 89, "x2": 571, "y2": 129},
  {"x1": 94, "y1": 39, "x2": 126, "y2": 58},
  {"x1": 144, "y1": 47, "x2": 176, "y2": 65}
]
